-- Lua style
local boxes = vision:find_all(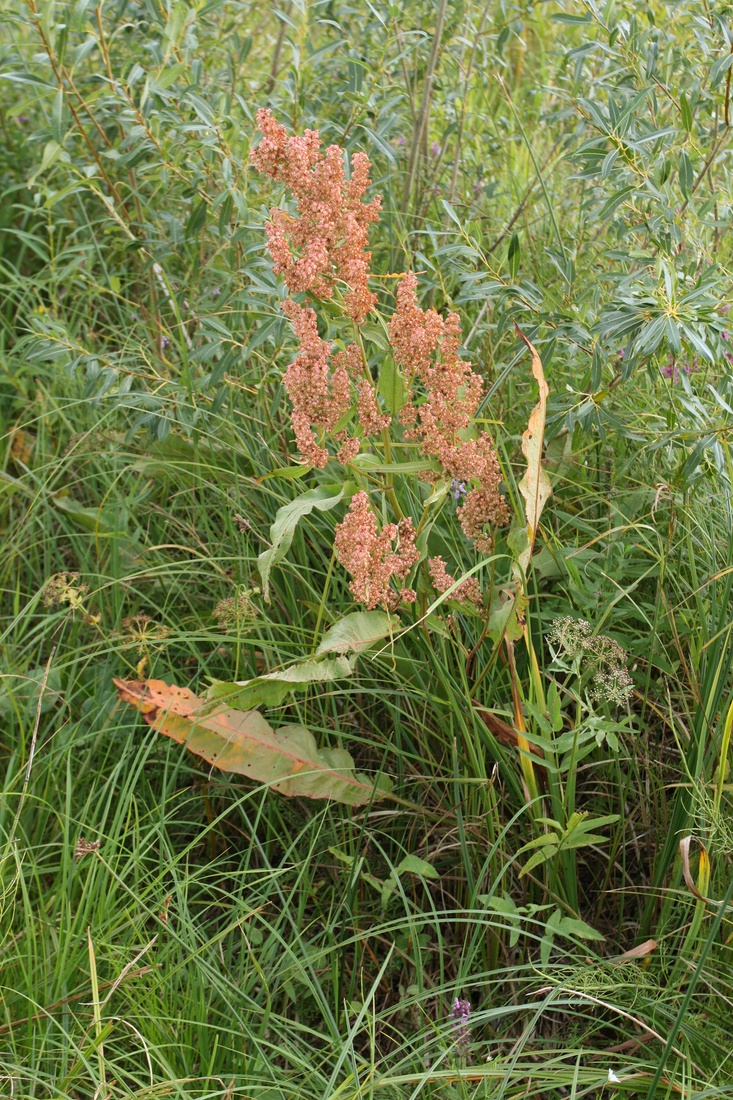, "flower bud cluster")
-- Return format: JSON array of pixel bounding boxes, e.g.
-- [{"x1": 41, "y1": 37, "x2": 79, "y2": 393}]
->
[
  {"x1": 389, "y1": 272, "x2": 509, "y2": 551},
  {"x1": 334, "y1": 491, "x2": 419, "y2": 610},
  {"x1": 252, "y1": 111, "x2": 510, "y2": 610},
  {"x1": 252, "y1": 108, "x2": 380, "y2": 323}
]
